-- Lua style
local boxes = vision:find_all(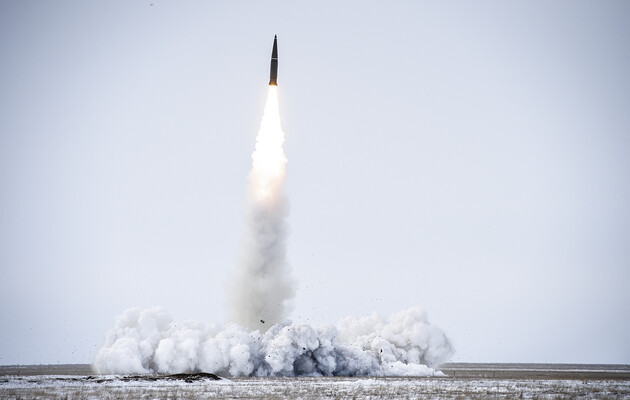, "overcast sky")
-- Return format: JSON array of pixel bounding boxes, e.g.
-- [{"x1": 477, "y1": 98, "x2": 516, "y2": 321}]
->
[{"x1": 1, "y1": 0, "x2": 629, "y2": 366}]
